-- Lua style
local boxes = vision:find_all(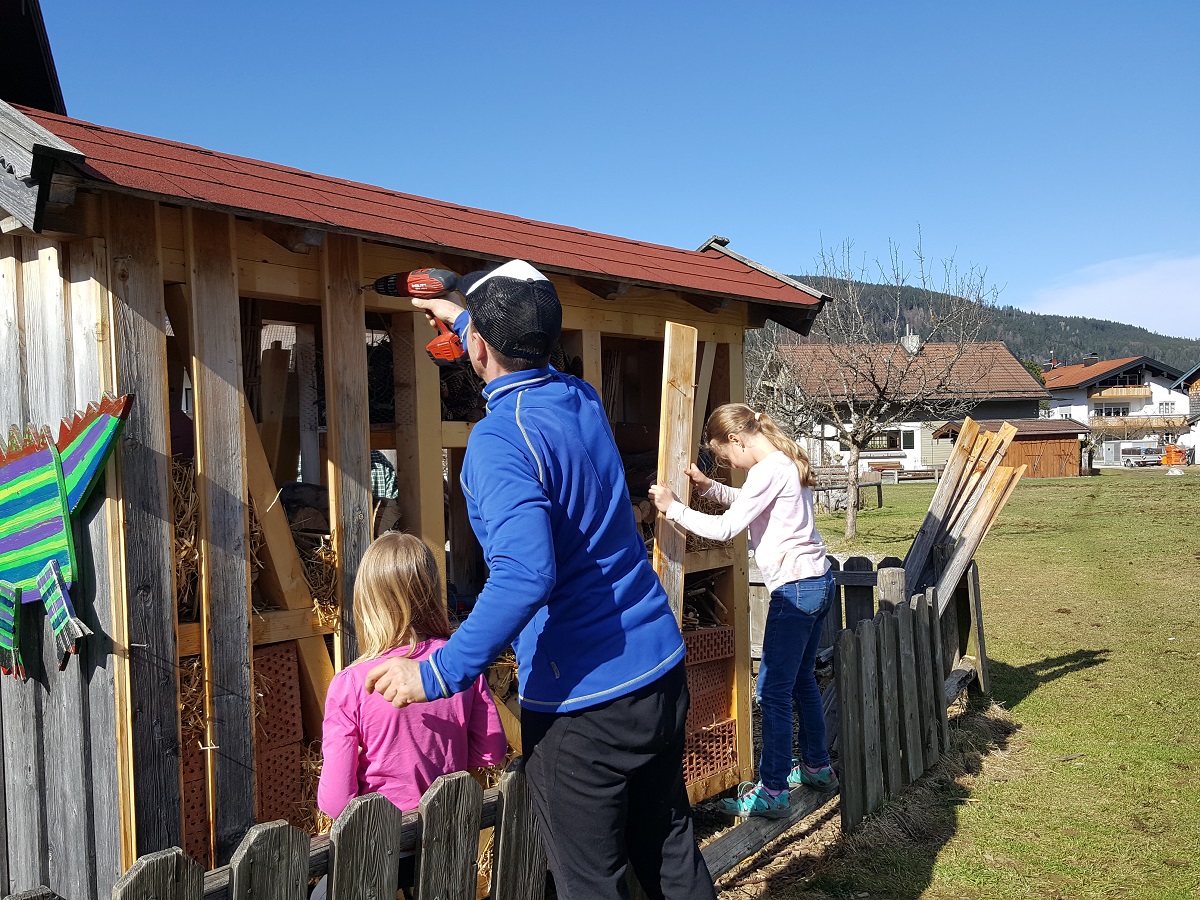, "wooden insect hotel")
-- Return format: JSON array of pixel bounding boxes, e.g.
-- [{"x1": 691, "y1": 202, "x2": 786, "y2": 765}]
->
[{"x1": 0, "y1": 87, "x2": 828, "y2": 898}]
